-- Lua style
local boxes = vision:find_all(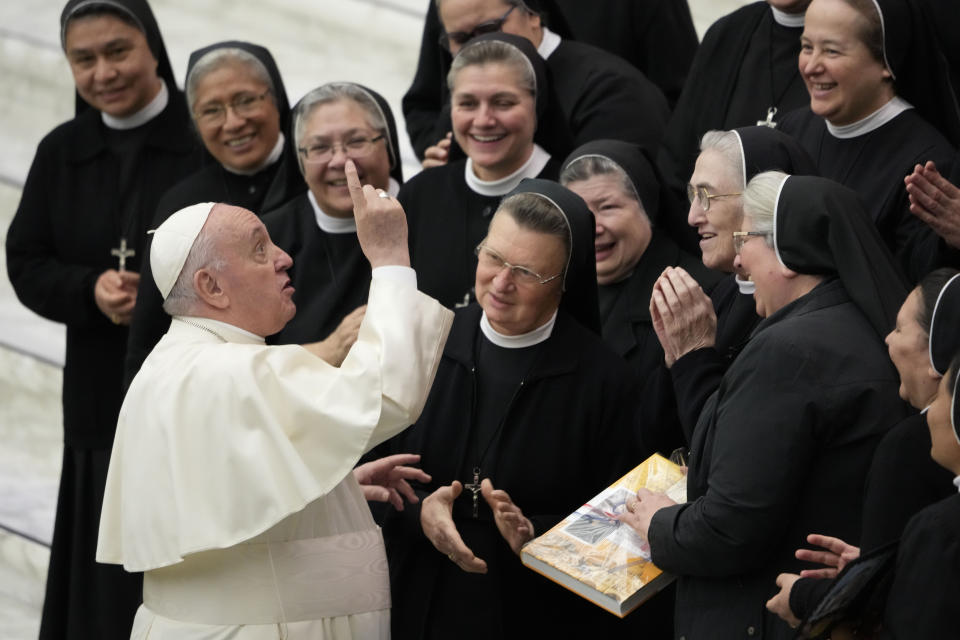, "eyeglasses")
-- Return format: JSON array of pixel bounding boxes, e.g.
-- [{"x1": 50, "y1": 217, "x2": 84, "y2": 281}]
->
[
  {"x1": 732, "y1": 231, "x2": 772, "y2": 254},
  {"x1": 475, "y1": 243, "x2": 562, "y2": 285},
  {"x1": 686, "y1": 184, "x2": 742, "y2": 211},
  {"x1": 439, "y1": 5, "x2": 516, "y2": 52},
  {"x1": 194, "y1": 90, "x2": 271, "y2": 126},
  {"x1": 298, "y1": 135, "x2": 386, "y2": 164}
]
